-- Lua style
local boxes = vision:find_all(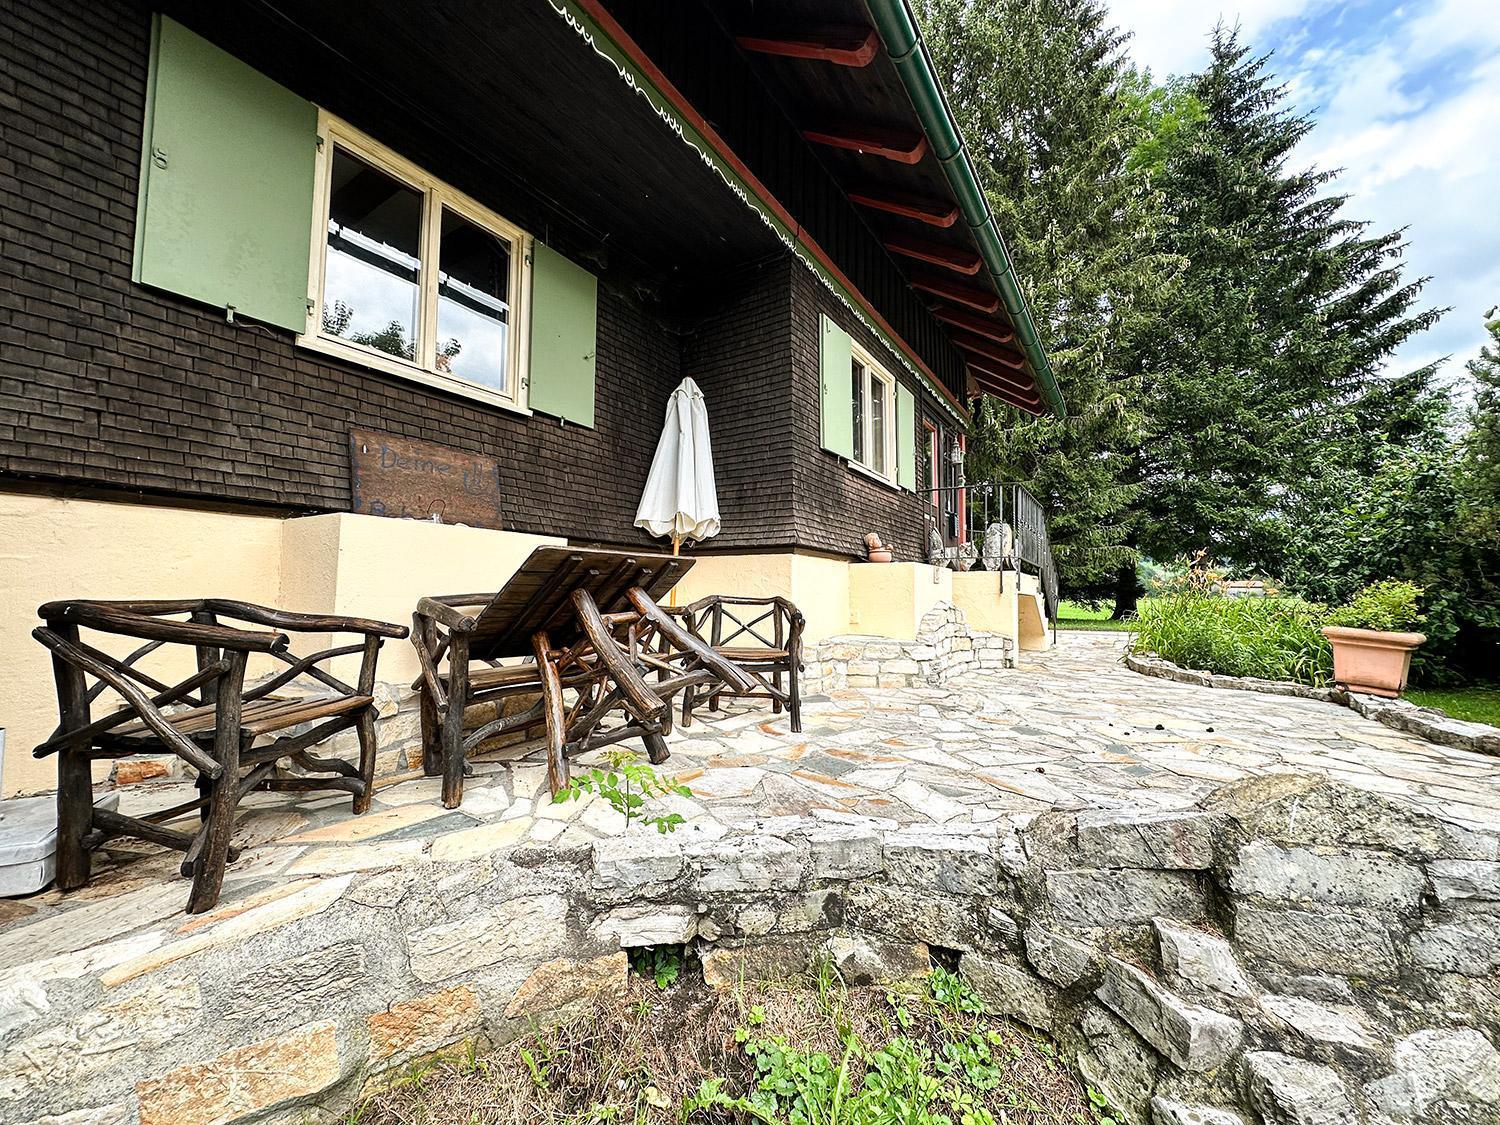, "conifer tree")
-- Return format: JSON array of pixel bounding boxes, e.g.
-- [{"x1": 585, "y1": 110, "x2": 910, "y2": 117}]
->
[
  {"x1": 914, "y1": 0, "x2": 1178, "y2": 598},
  {"x1": 1132, "y1": 27, "x2": 1443, "y2": 574},
  {"x1": 1460, "y1": 308, "x2": 1500, "y2": 549}
]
